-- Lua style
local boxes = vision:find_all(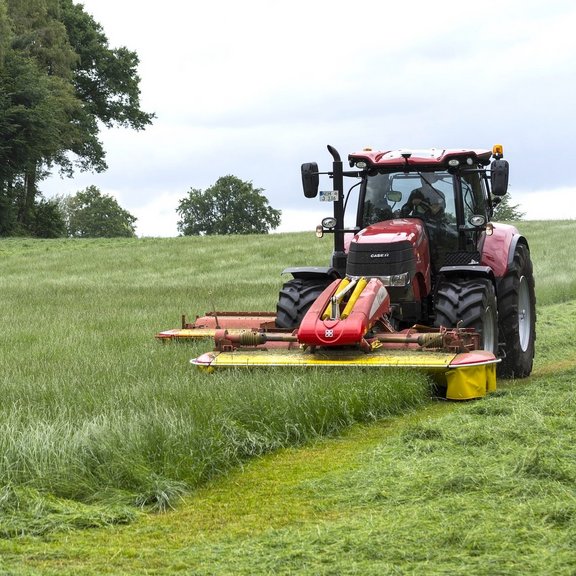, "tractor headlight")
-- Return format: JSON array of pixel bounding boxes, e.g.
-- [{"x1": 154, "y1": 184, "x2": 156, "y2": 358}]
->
[
  {"x1": 469, "y1": 214, "x2": 486, "y2": 227},
  {"x1": 322, "y1": 217, "x2": 337, "y2": 229},
  {"x1": 380, "y1": 272, "x2": 410, "y2": 287}
]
